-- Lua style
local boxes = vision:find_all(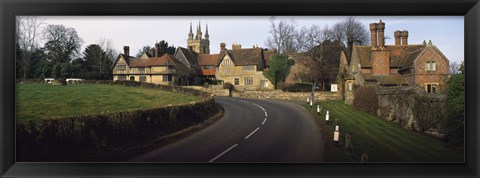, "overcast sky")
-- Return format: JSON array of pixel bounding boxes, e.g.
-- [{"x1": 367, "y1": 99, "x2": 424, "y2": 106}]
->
[{"x1": 39, "y1": 16, "x2": 464, "y2": 64}]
